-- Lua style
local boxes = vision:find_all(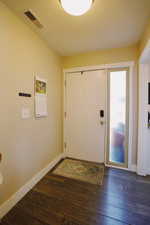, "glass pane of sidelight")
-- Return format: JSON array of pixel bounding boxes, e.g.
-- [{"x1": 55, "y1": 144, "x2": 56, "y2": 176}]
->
[{"x1": 109, "y1": 70, "x2": 127, "y2": 165}]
